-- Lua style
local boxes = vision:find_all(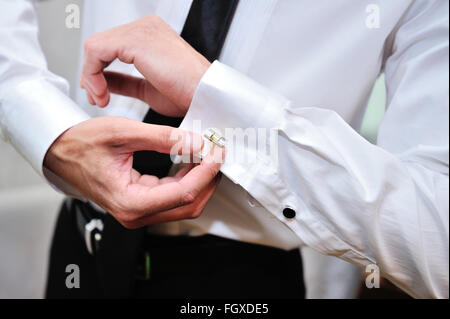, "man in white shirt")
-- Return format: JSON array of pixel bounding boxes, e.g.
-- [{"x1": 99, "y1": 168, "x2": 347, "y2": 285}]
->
[{"x1": 0, "y1": 0, "x2": 448, "y2": 299}]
